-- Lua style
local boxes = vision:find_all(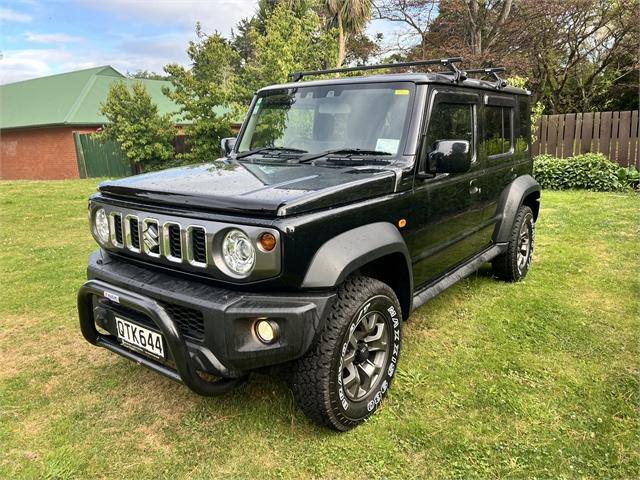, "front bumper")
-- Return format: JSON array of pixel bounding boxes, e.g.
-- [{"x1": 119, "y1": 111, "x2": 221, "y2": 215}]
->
[{"x1": 78, "y1": 251, "x2": 336, "y2": 395}]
